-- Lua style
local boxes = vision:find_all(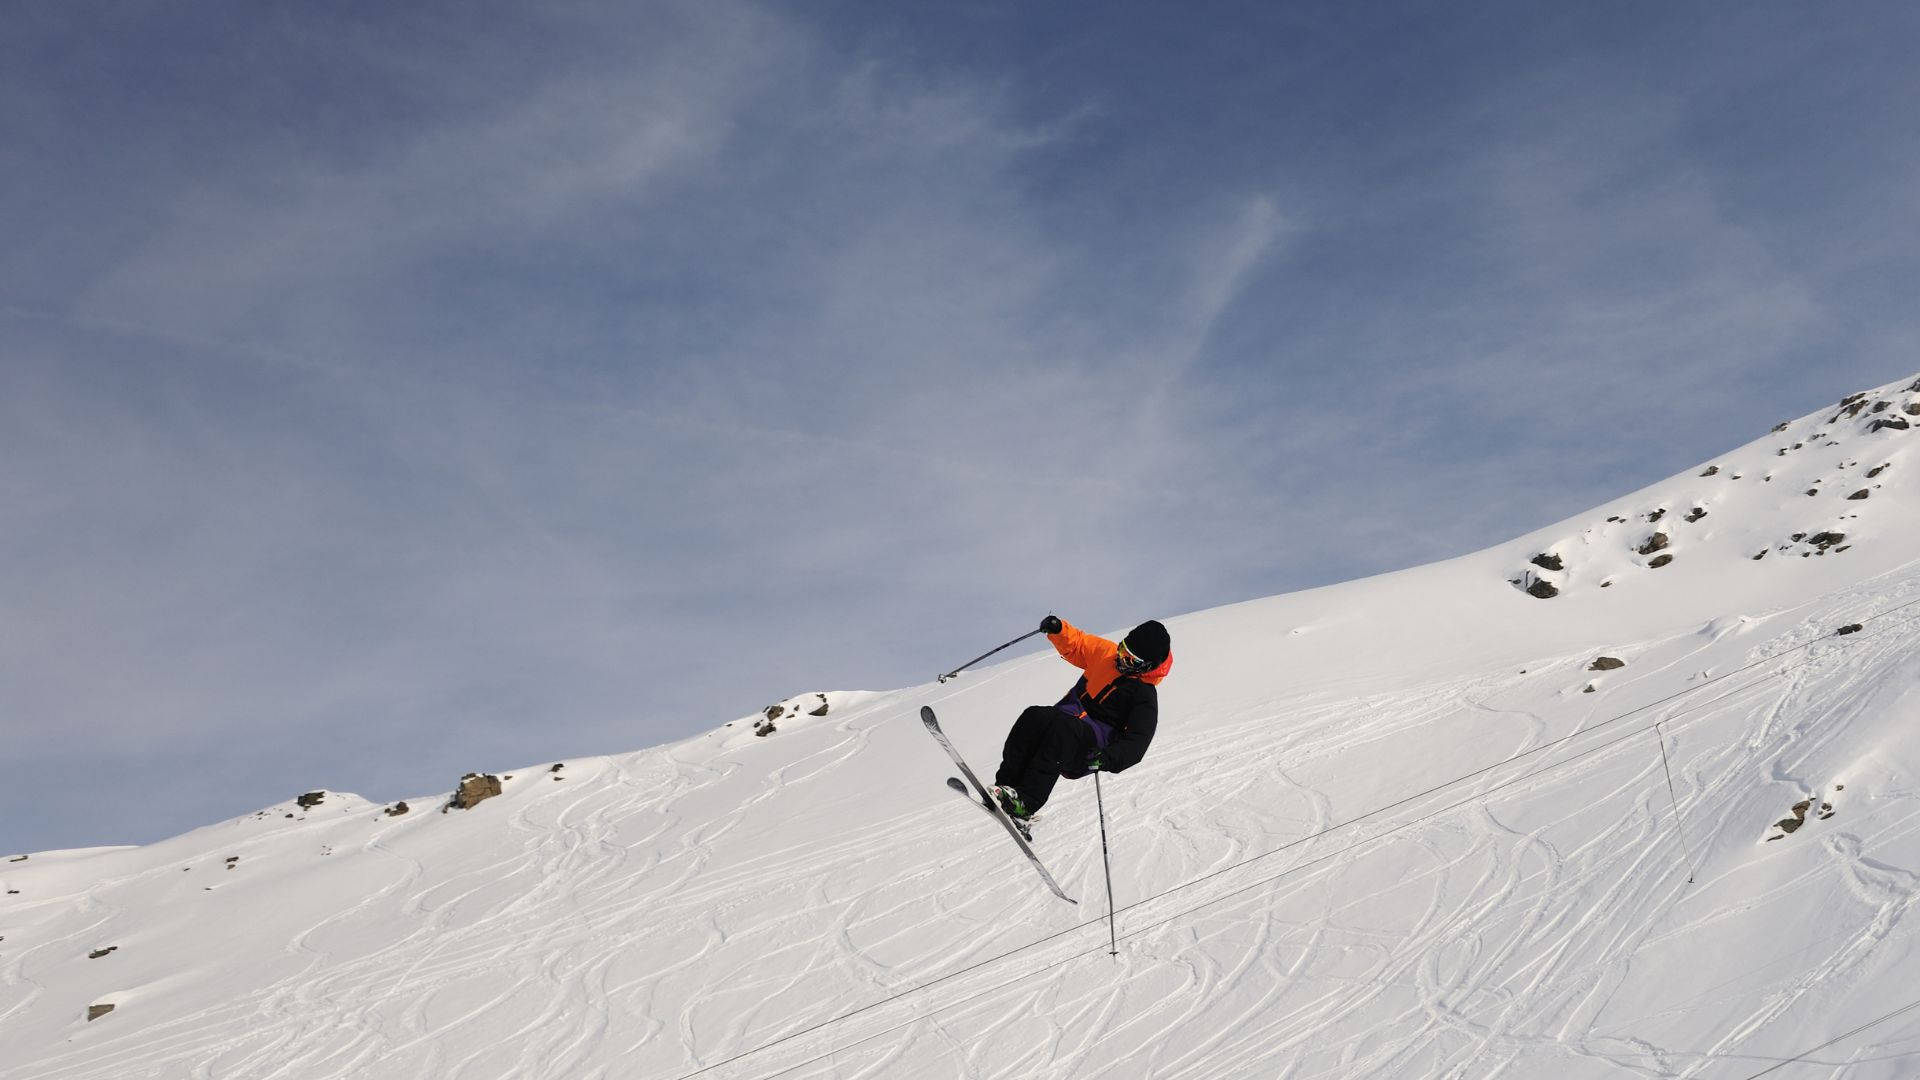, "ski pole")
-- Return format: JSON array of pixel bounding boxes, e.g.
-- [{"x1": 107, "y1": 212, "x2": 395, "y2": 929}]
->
[
  {"x1": 937, "y1": 627, "x2": 1047, "y2": 683},
  {"x1": 1094, "y1": 768, "x2": 1118, "y2": 958}
]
